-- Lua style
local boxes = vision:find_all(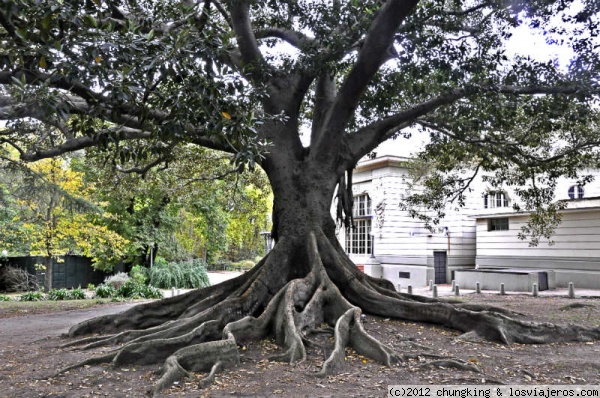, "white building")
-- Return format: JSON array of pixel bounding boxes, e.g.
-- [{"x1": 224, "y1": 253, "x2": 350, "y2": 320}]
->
[{"x1": 338, "y1": 156, "x2": 600, "y2": 289}]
